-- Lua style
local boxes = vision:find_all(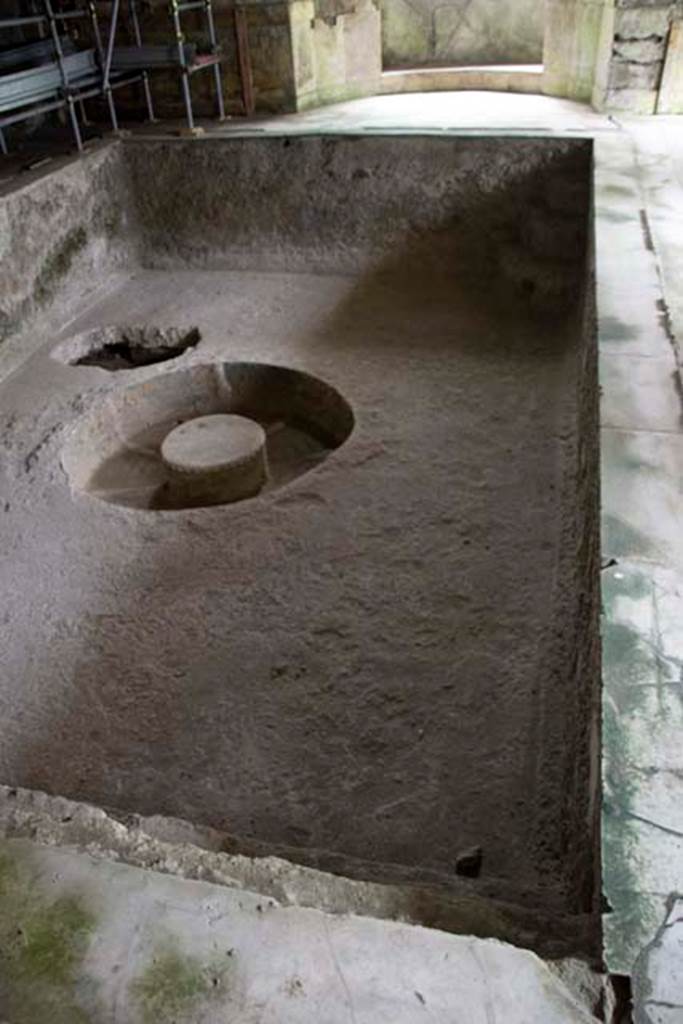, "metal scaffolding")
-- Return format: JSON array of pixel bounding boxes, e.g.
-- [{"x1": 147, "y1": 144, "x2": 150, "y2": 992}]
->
[
  {"x1": 0, "y1": 0, "x2": 236, "y2": 155},
  {"x1": 106, "y1": 0, "x2": 227, "y2": 131},
  {"x1": 168, "y1": 0, "x2": 225, "y2": 129},
  {"x1": 0, "y1": 0, "x2": 150, "y2": 154}
]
